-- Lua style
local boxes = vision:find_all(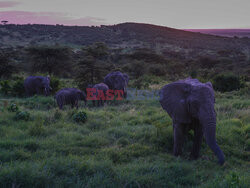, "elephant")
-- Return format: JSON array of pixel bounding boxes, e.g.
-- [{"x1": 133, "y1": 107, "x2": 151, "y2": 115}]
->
[
  {"x1": 24, "y1": 76, "x2": 52, "y2": 96},
  {"x1": 55, "y1": 88, "x2": 86, "y2": 109},
  {"x1": 104, "y1": 71, "x2": 129, "y2": 99},
  {"x1": 159, "y1": 78, "x2": 225, "y2": 165},
  {"x1": 123, "y1": 73, "x2": 129, "y2": 86},
  {"x1": 87, "y1": 83, "x2": 109, "y2": 106}
]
